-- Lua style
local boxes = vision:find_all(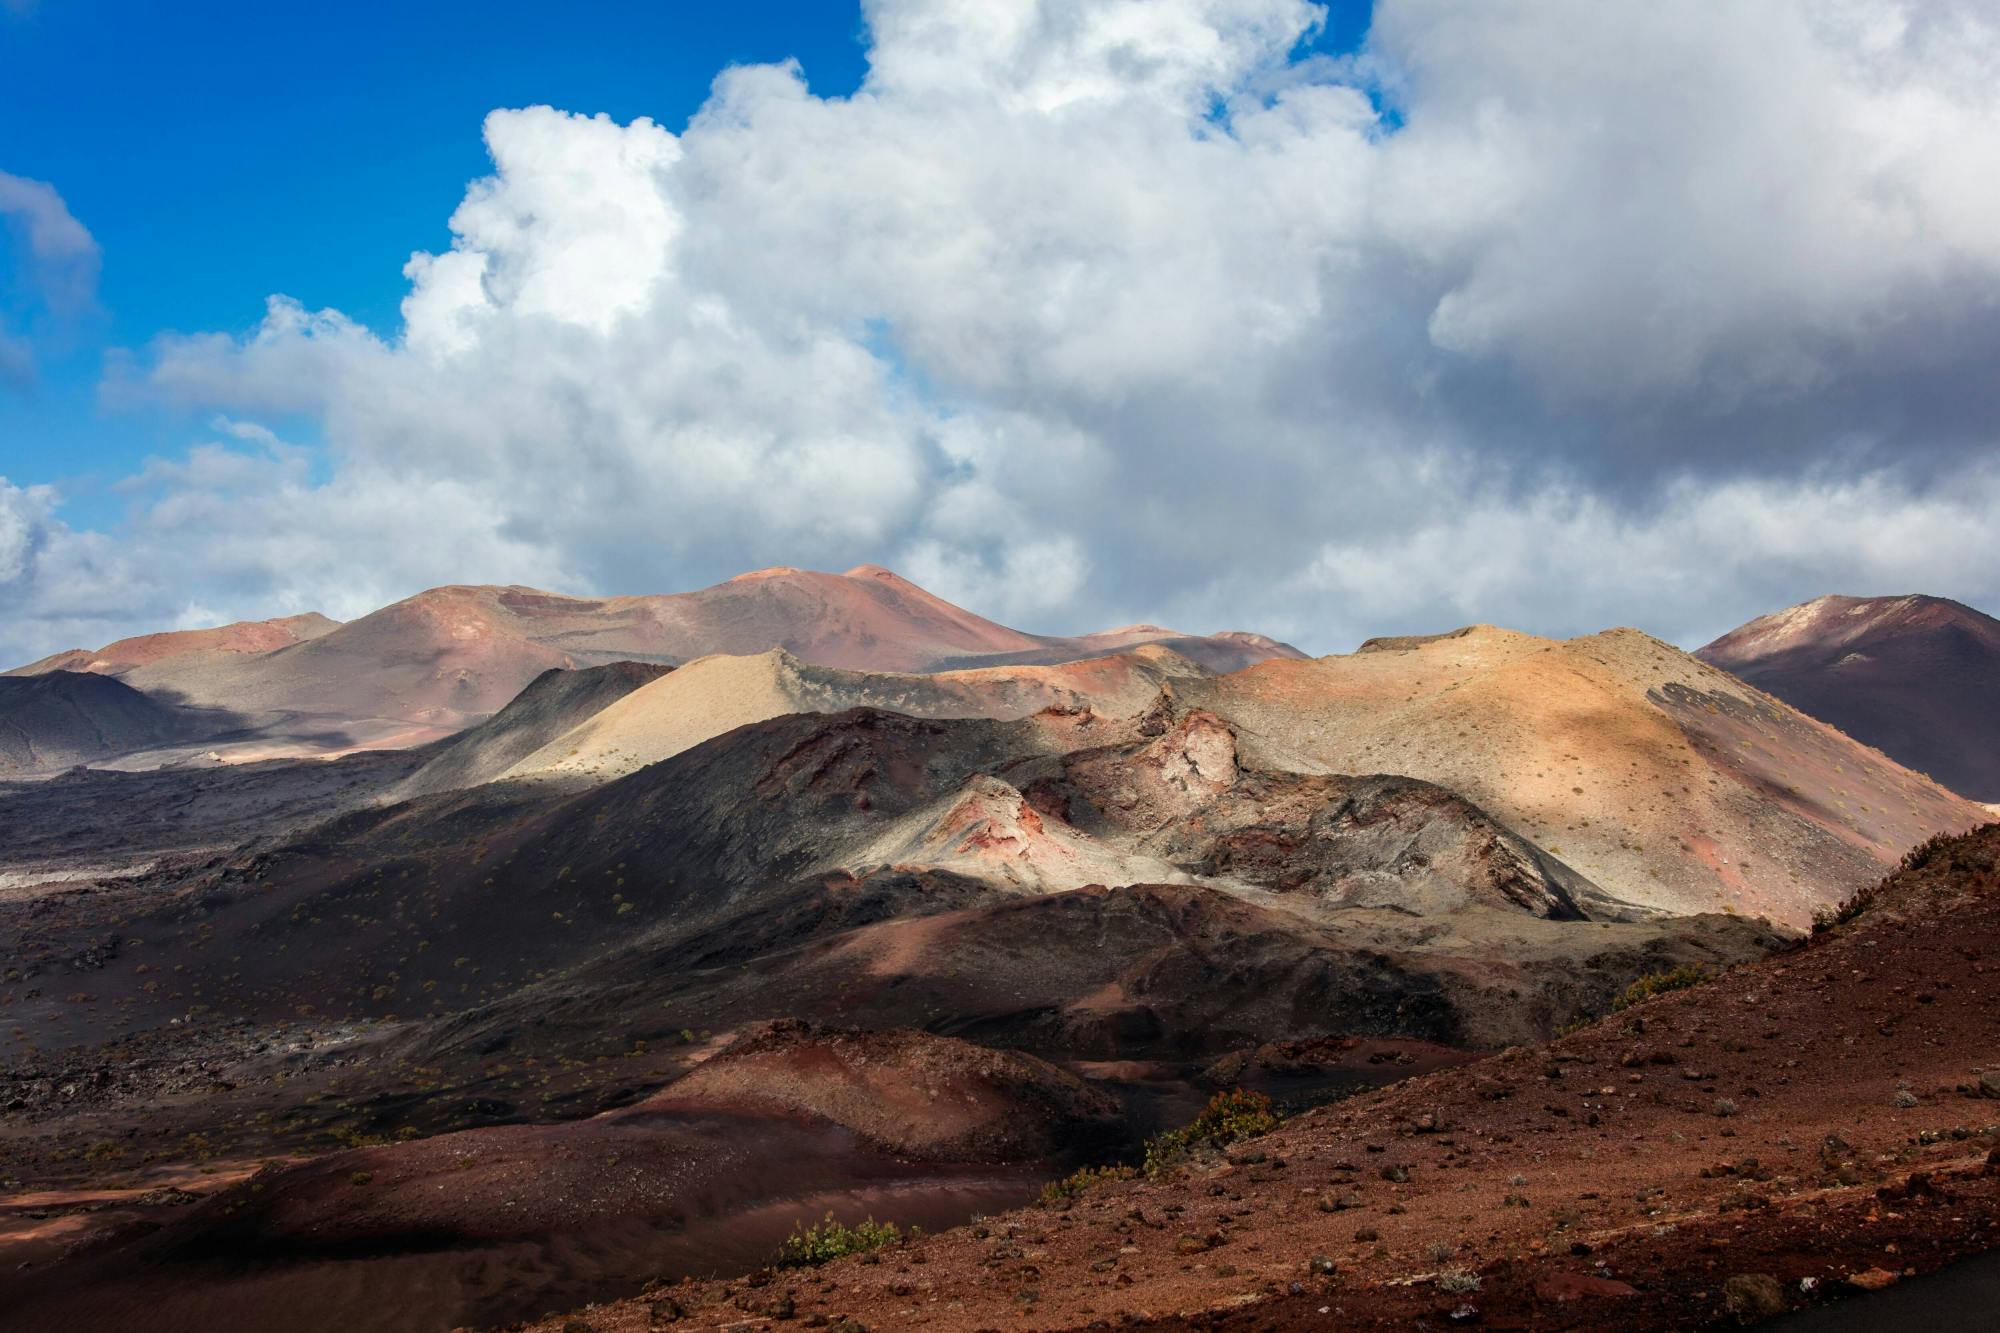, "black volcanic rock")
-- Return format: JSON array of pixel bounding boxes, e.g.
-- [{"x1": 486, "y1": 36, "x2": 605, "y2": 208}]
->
[
  {"x1": 1698, "y1": 594, "x2": 2000, "y2": 801},
  {"x1": 0, "y1": 670, "x2": 226, "y2": 772}
]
